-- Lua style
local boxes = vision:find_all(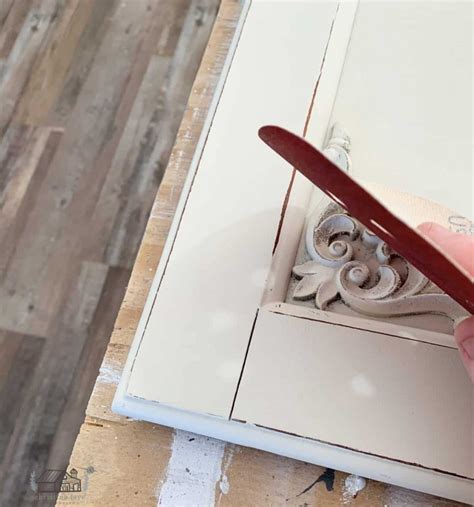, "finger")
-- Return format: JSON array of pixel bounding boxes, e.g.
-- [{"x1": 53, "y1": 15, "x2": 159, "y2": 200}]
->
[
  {"x1": 417, "y1": 222, "x2": 474, "y2": 276},
  {"x1": 454, "y1": 316, "x2": 474, "y2": 383}
]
